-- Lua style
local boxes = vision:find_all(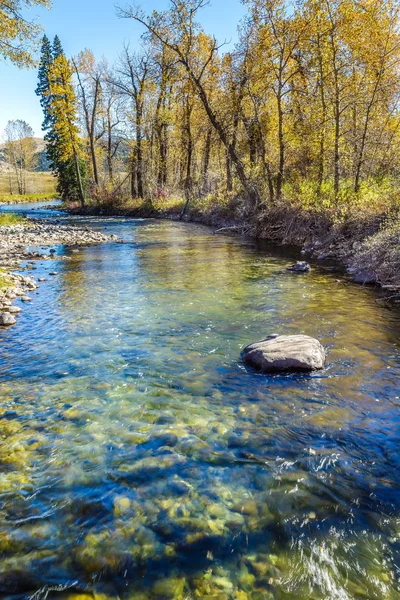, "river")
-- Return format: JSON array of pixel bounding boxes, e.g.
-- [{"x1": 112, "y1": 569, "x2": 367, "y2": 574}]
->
[{"x1": 0, "y1": 202, "x2": 399, "y2": 599}]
